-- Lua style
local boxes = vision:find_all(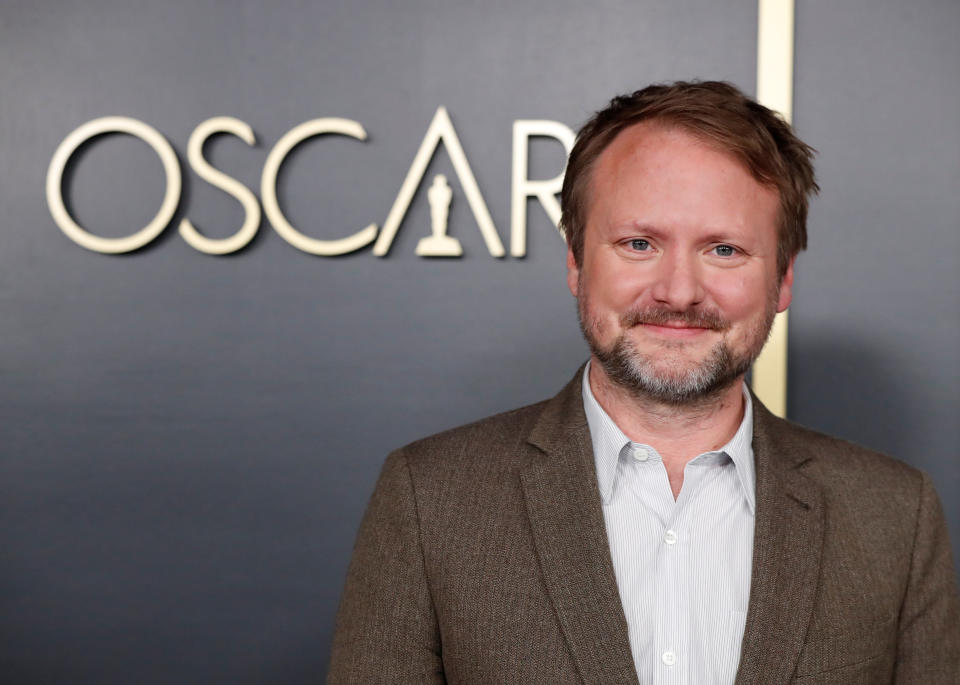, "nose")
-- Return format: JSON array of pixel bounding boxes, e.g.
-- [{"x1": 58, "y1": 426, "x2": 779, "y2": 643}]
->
[{"x1": 649, "y1": 251, "x2": 706, "y2": 310}]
